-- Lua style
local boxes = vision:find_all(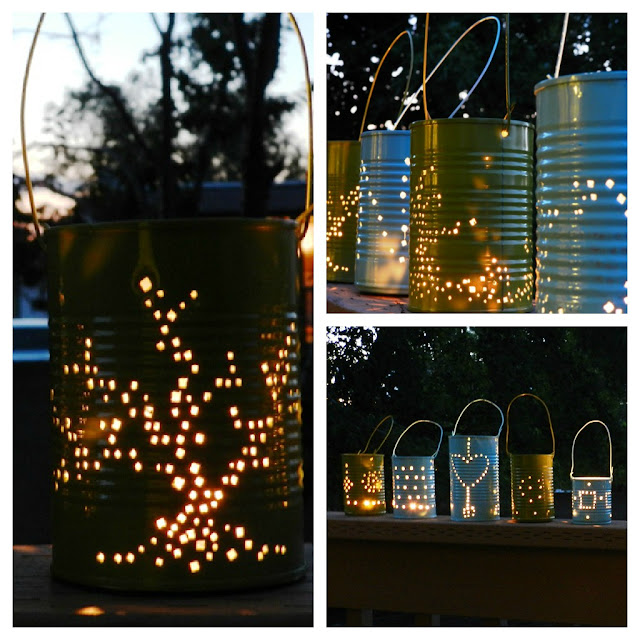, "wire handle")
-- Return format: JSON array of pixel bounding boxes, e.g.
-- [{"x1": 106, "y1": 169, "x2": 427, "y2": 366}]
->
[
  {"x1": 21, "y1": 13, "x2": 314, "y2": 244},
  {"x1": 359, "y1": 415, "x2": 394, "y2": 454},
  {"x1": 452, "y1": 399, "x2": 504, "y2": 437},
  {"x1": 359, "y1": 30, "x2": 414, "y2": 138},
  {"x1": 394, "y1": 15, "x2": 501, "y2": 127},
  {"x1": 505, "y1": 393, "x2": 555, "y2": 456},
  {"x1": 392, "y1": 419, "x2": 444, "y2": 458},
  {"x1": 570, "y1": 420, "x2": 613, "y2": 480}
]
